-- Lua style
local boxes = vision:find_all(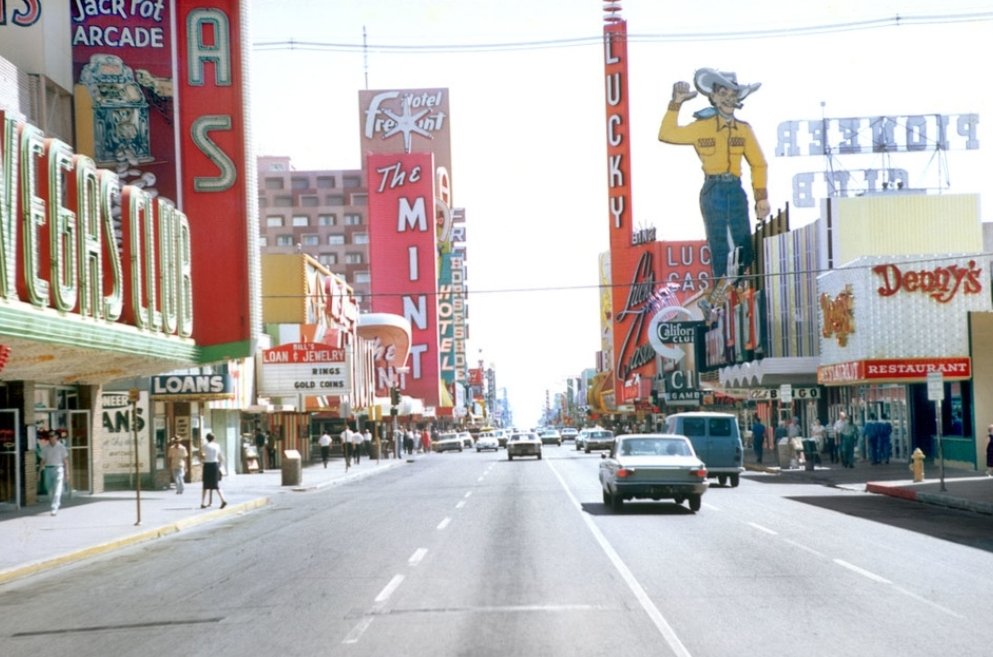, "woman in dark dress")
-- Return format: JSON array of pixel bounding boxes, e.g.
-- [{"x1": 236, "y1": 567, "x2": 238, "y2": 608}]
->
[{"x1": 200, "y1": 432, "x2": 228, "y2": 509}]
